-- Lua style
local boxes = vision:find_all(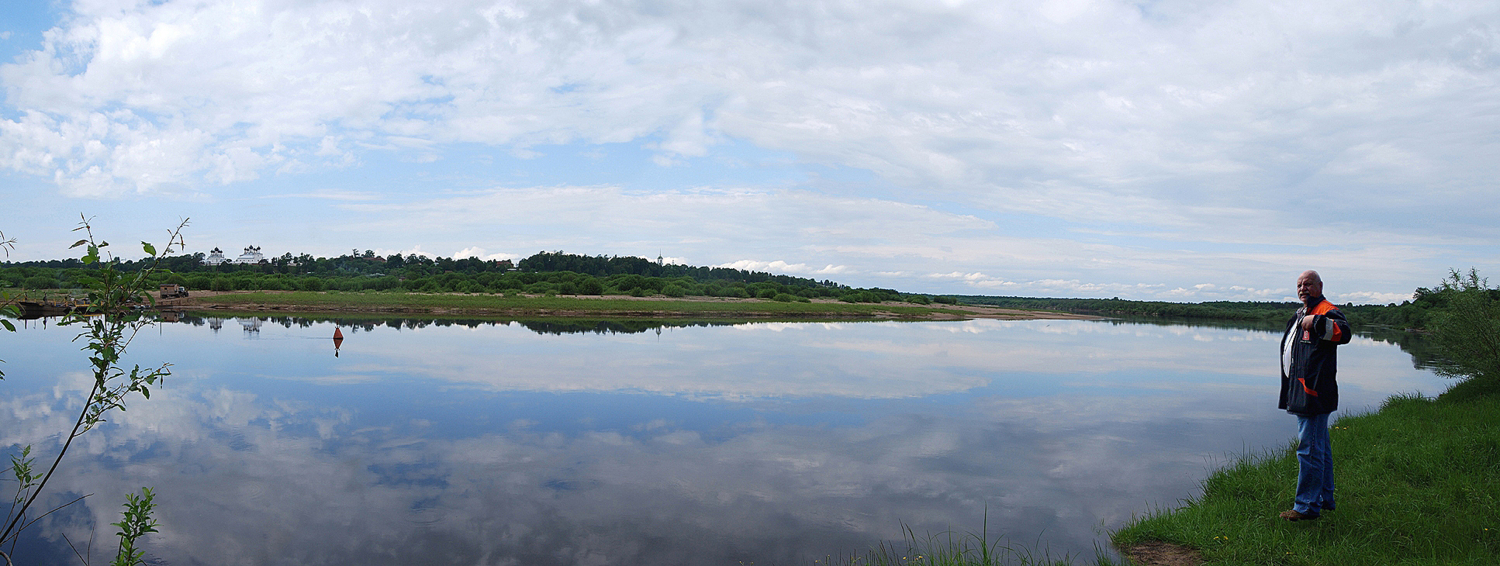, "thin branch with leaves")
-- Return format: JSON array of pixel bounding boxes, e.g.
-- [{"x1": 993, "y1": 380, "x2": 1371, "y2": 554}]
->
[{"x1": 0, "y1": 216, "x2": 188, "y2": 562}]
